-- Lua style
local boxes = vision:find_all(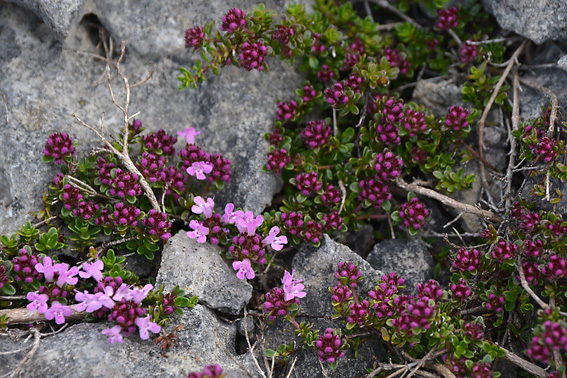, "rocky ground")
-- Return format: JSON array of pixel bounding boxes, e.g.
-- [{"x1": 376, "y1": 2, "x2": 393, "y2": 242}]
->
[{"x1": 1, "y1": 0, "x2": 567, "y2": 377}]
